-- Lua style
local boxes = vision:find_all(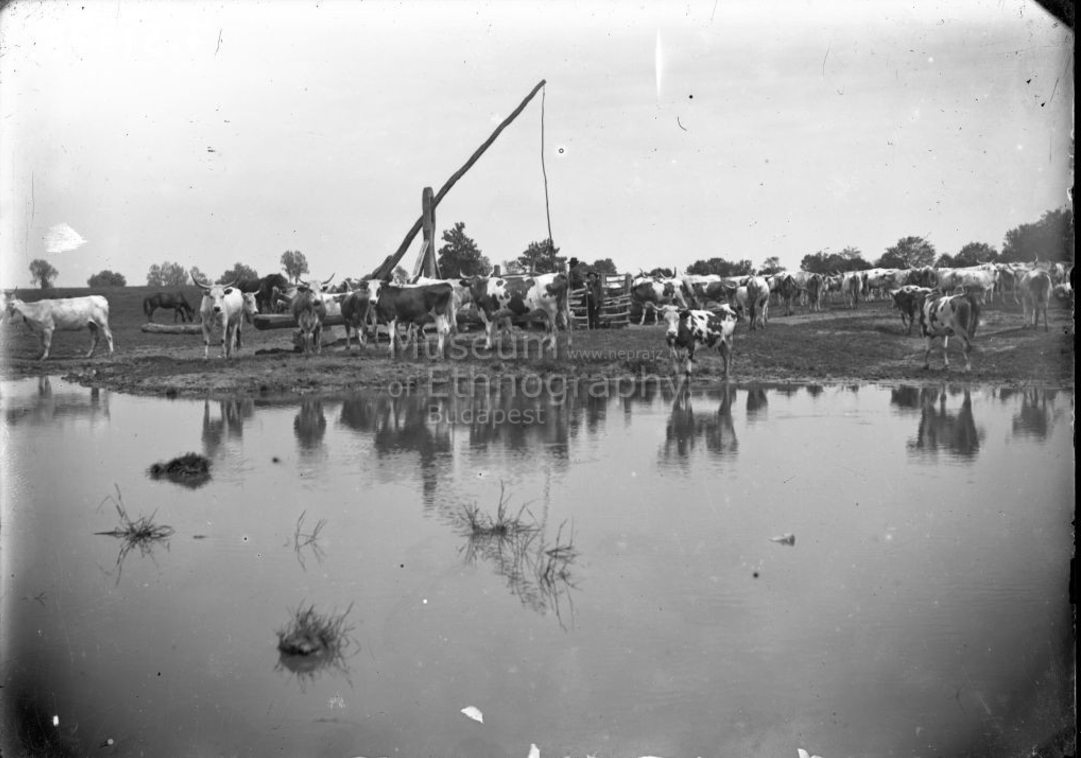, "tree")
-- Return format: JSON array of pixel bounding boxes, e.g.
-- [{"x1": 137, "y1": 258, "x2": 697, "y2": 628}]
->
[
  {"x1": 502, "y1": 259, "x2": 524, "y2": 274},
  {"x1": 1001, "y1": 207, "x2": 1073, "y2": 262},
  {"x1": 147, "y1": 261, "x2": 190, "y2": 287},
  {"x1": 87, "y1": 270, "x2": 127, "y2": 287},
  {"x1": 516, "y1": 238, "x2": 564, "y2": 274},
  {"x1": 437, "y1": 222, "x2": 491, "y2": 278},
  {"x1": 758, "y1": 256, "x2": 785, "y2": 275},
  {"x1": 951, "y1": 242, "x2": 998, "y2": 267},
  {"x1": 686, "y1": 257, "x2": 753, "y2": 277},
  {"x1": 876, "y1": 236, "x2": 936, "y2": 269},
  {"x1": 800, "y1": 247, "x2": 871, "y2": 274},
  {"x1": 590, "y1": 258, "x2": 618, "y2": 275},
  {"x1": 393, "y1": 265, "x2": 410, "y2": 282},
  {"x1": 218, "y1": 262, "x2": 259, "y2": 284},
  {"x1": 935, "y1": 254, "x2": 956, "y2": 268},
  {"x1": 29, "y1": 259, "x2": 58, "y2": 289},
  {"x1": 280, "y1": 250, "x2": 309, "y2": 283}
]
